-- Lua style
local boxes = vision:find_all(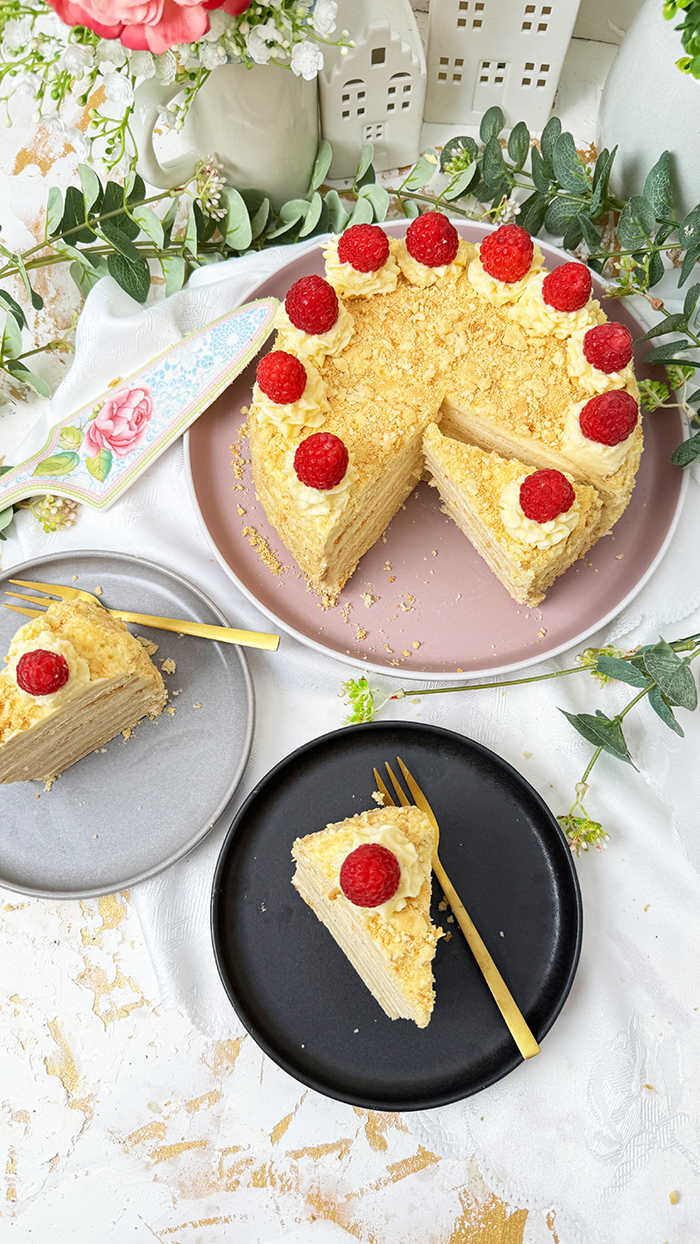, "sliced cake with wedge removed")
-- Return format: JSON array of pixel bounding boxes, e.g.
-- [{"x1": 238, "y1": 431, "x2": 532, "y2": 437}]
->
[
  {"x1": 291, "y1": 804, "x2": 443, "y2": 1028},
  {"x1": 423, "y1": 423, "x2": 602, "y2": 607},
  {"x1": 0, "y1": 599, "x2": 167, "y2": 784}
]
